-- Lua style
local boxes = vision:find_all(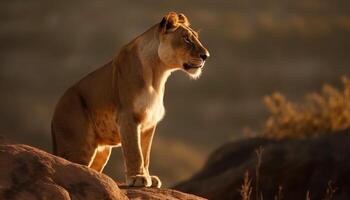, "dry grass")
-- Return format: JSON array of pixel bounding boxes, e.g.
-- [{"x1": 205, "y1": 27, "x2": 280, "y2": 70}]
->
[
  {"x1": 322, "y1": 181, "x2": 337, "y2": 200},
  {"x1": 274, "y1": 186, "x2": 283, "y2": 200},
  {"x1": 240, "y1": 171, "x2": 252, "y2": 200},
  {"x1": 306, "y1": 191, "x2": 311, "y2": 200},
  {"x1": 239, "y1": 78, "x2": 346, "y2": 199},
  {"x1": 240, "y1": 146, "x2": 264, "y2": 200},
  {"x1": 263, "y1": 76, "x2": 350, "y2": 139},
  {"x1": 254, "y1": 146, "x2": 264, "y2": 200}
]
